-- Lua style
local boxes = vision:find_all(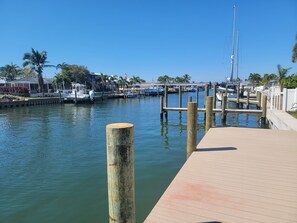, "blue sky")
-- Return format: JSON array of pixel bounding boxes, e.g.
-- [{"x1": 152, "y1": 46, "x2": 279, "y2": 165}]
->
[{"x1": 0, "y1": 0, "x2": 296, "y2": 82}]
